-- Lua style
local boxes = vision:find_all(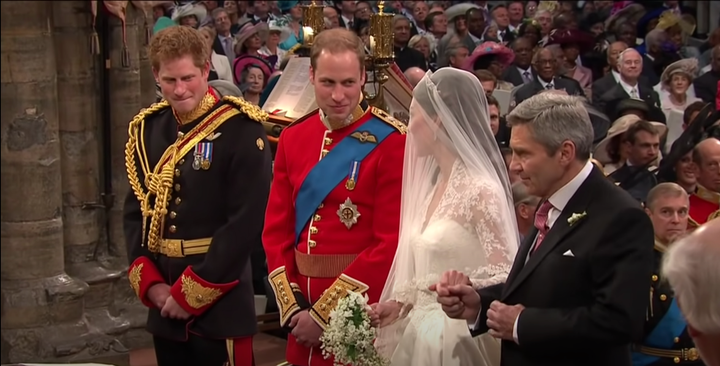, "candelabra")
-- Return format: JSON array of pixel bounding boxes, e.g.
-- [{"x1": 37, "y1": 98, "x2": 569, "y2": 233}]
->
[
  {"x1": 364, "y1": 1, "x2": 394, "y2": 109},
  {"x1": 301, "y1": 0, "x2": 325, "y2": 46}
]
